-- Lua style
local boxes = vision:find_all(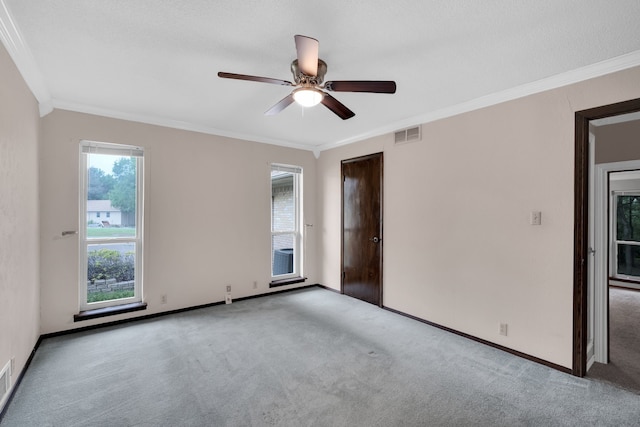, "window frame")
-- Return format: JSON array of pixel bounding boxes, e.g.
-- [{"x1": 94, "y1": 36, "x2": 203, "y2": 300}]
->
[
  {"x1": 79, "y1": 140, "x2": 144, "y2": 311},
  {"x1": 611, "y1": 190, "x2": 640, "y2": 281},
  {"x1": 270, "y1": 164, "x2": 303, "y2": 281}
]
